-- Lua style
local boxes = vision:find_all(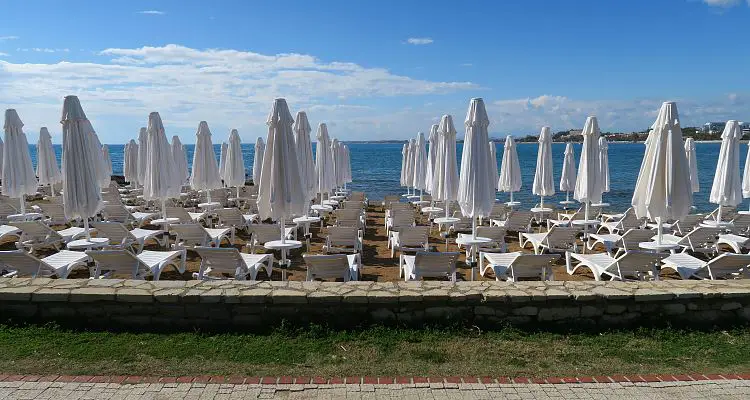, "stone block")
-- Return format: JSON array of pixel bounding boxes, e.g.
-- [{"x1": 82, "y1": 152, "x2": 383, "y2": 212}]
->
[
  {"x1": 69, "y1": 287, "x2": 117, "y2": 302},
  {"x1": 198, "y1": 289, "x2": 223, "y2": 303},
  {"x1": 31, "y1": 288, "x2": 70, "y2": 302},
  {"x1": 660, "y1": 303, "x2": 686, "y2": 315},
  {"x1": 180, "y1": 289, "x2": 205, "y2": 303},
  {"x1": 270, "y1": 290, "x2": 308, "y2": 304},
  {"x1": 474, "y1": 306, "x2": 496, "y2": 316},
  {"x1": 342, "y1": 290, "x2": 368, "y2": 304},
  {"x1": 307, "y1": 291, "x2": 341, "y2": 304},
  {"x1": 512, "y1": 306, "x2": 538, "y2": 316},
  {"x1": 720, "y1": 302, "x2": 742, "y2": 311},
  {"x1": 239, "y1": 288, "x2": 271, "y2": 304},
  {"x1": 538, "y1": 307, "x2": 580, "y2": 321},
  {"x1": 153, "y1": 288, "x2": 184, "y2": 303},
  {"x1": 0, "y1": 286, "x2": 37, "y2": 301},
  {"x1": 605, "y1": 304, "x2": 627, "y2": 314},
  {"x1": 2, "y1": 304, "x2": 38, "y2": 317},
  {"x1": 633, "y1": 290, "x2": 674, "y2": 302},
  {"x1": 116, "y1": 288, "x2": 153, "y2": 303},
  {"x1": 370, "y1": 308, "x2": 396, "y2": 322},
  {"x1": 367, "y1": 291, "x2": 397, "y2": 303},
  {"x1": 580, "y1": 305, "x2": 604, "y2": 317}
]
